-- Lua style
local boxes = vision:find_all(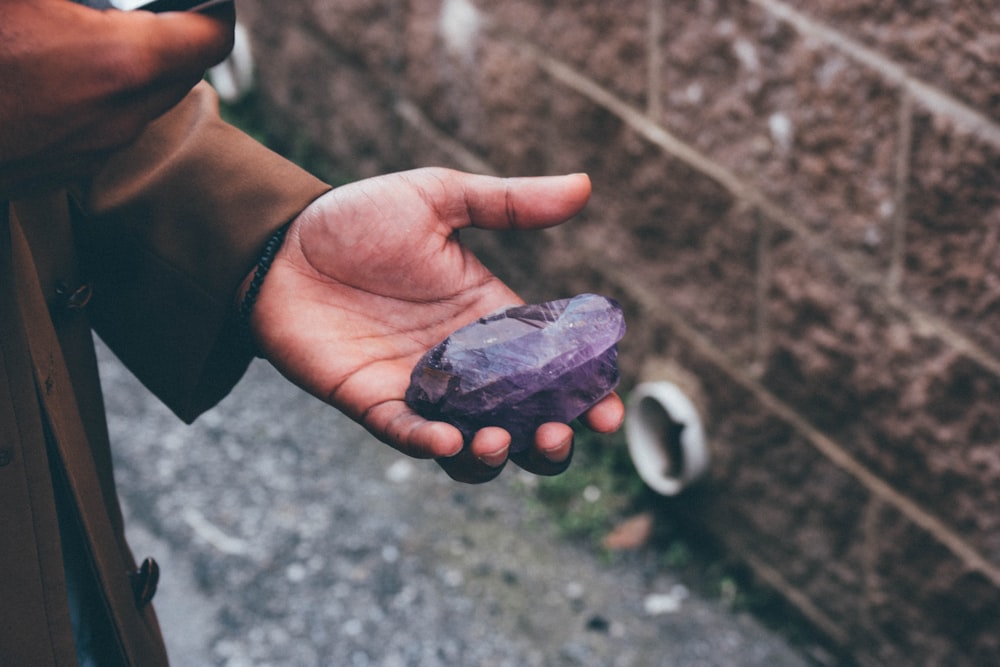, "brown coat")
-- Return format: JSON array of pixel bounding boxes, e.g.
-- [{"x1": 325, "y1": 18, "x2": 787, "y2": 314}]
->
[{"x1": 0, "y1": 83, "x2": 330, "y2": 666}]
